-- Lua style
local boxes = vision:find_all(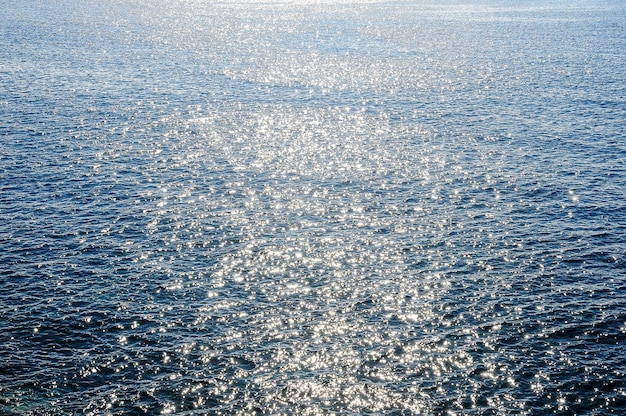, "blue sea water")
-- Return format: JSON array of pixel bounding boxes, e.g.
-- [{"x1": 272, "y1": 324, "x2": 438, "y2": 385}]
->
[{"x1": 1, "y1": 0, "x2": 626, "y2": 414}]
